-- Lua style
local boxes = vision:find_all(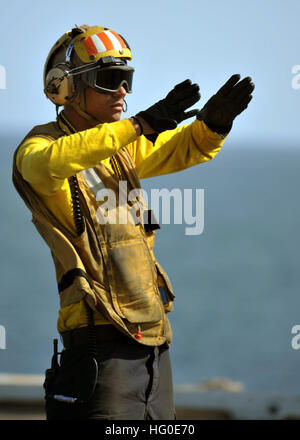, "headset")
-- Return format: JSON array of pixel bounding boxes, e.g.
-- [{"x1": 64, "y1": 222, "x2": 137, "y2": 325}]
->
[{"x1": 44, "y1": 28, "x2": 84, "y2": 105}]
